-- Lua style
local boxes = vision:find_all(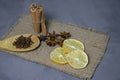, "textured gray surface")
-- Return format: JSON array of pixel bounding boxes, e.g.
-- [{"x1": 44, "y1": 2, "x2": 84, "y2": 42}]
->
[
  {"x1": 0, "y1": 0, "x2": 120, "y2": 80},
  {"x1": 2, "y1": 14, "x2": 108, "y2": 79}
]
